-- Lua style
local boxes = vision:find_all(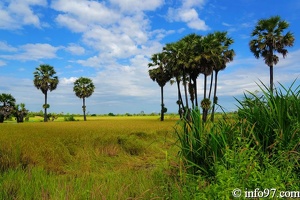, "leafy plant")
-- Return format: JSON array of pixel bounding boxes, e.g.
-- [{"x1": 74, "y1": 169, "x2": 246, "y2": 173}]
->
[
  {"x1": 236, "y1": 81, "x2": 300, "y2": 154},
  {"x1": 175, "y1": 108, "x2": 233, "y2": 177}
]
